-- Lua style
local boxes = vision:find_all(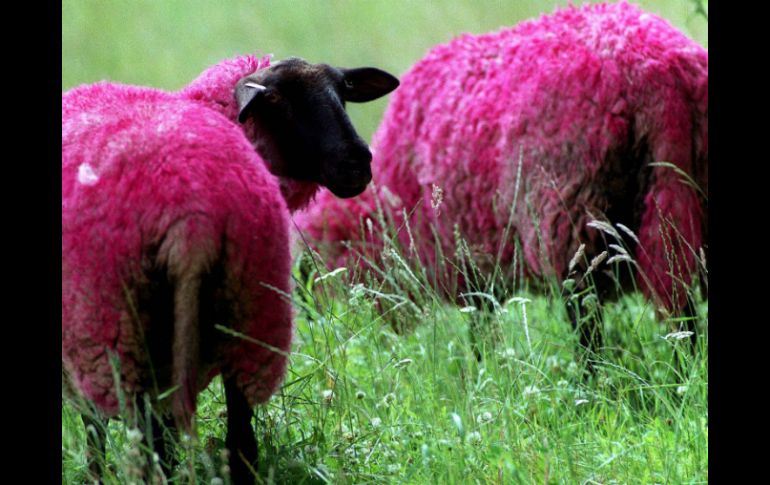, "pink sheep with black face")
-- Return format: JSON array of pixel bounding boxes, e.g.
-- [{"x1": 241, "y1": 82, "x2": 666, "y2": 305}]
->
[
  {"x1": 295, "y1": 2, "x2": 707, "y2": 358},
  {"x1": 62, "y1": 54, "x2": 398, "y2": 482}
]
